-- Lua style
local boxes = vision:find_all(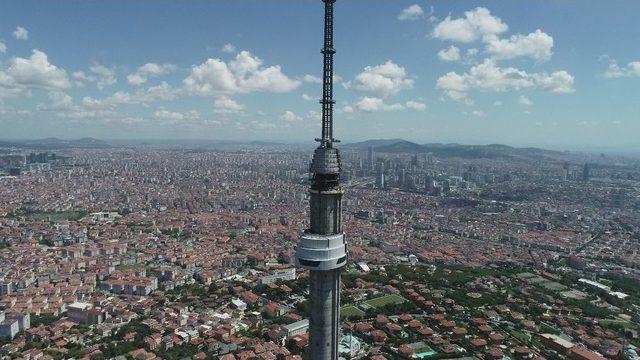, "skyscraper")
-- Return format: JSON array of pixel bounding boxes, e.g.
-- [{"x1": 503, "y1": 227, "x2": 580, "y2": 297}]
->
[
  {"x1": 294, "y1": 1, "x2": 347, "y2": 359},
  {"x1": 582, "y1": 163, "x2": 591, "y2": 181}
]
